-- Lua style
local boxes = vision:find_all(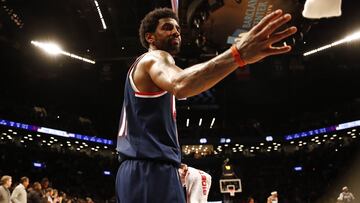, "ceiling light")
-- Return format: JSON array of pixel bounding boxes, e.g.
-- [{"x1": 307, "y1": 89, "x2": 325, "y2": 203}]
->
[
  {"x1": 200, "y1": 138, "x2": 207, "y2": 144},
  {"x1": 31, "y1": 40, "x2": 95, "y2": 64},
  {"x1": 265, "y1": 136, "x2": 273, "y2": 142},
  {"x1": 304, "y1": 30, "x2": 360, "y2": 56},
  {"x1": 210, "y1": 118, "x2": 215, "y2": 129},
  {"x1": 93, "y1": 0, "x2": 107, "y2": 29}
]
